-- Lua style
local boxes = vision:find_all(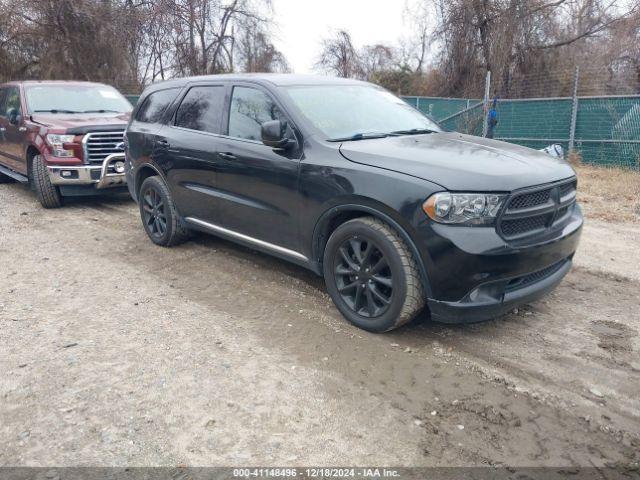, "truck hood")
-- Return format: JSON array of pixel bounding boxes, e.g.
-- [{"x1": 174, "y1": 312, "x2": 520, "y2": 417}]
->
[
  {"x1": 339, "y1": 132, "x2": 576, "y2": 191},
  {"x1": 30, "y1": 112, "x2": 130, "y2": 131}
]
